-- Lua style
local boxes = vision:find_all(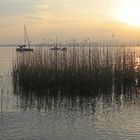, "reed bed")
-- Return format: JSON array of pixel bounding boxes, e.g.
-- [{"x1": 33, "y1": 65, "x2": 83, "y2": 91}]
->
[{"x1": 12, "y1": 41, "x2": 140, "y2": 94}]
